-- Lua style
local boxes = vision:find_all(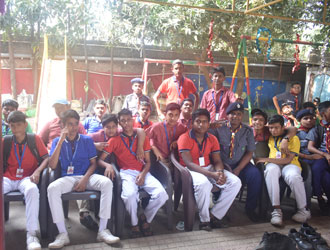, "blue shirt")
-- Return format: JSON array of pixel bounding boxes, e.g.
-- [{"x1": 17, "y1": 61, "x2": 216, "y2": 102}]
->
[
  {"x1": 209, "y1": 123, "x2": 256, "y2": 166},
  {"x1": 306, "y1": 124, "x2": 327, "y2": 153},
  {"x1": 297, "y1": 130, "x2": 311, "y2": 155},
  {"x1": 276, "y1": 91, "x2": 302, "y2": 113},
  {"x1": 50, "y1": 134, "x2": 97, "y2": 177},
  {"x1": 83, "y1": 116, "x2": 103, "y2": 134}
]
